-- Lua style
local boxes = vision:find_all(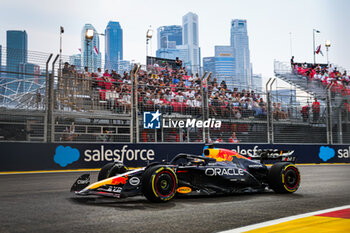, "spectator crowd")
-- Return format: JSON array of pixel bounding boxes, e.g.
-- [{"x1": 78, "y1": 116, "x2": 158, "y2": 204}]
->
[
  {"x1": 291, "y1": 59, "x2": 350, "y2": 122},
  {"x1": 291, "y1": 60, "x2": 350, "y2": 96},
  {"x1": 61, "y1": 61, "x2": 269, "y2": 120}
]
